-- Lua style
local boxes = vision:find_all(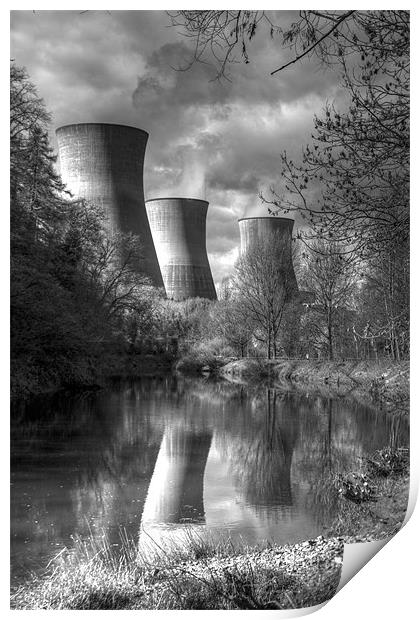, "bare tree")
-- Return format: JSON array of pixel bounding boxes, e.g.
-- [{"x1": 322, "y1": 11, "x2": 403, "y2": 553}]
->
[
  {"x1": 264, "y1": 11, "x2": 409, "y2": 261},
  {"x1": 213, "y1": 296, "x2": 254, "y2": 358},
  {"x1": 353, "y1": 245, "x2": 409, "y2": 361},
  {"x1": 300, "y1": 240, "x2": 357, "y2": 360},
  {"x1": 167, "y1": 11, "x2": 278, "y2": 80},
  {"x1": 58, "y1": 200, "x2": 158, "y2": 340},
  {"x1": 234, "y1": 232, "x2": 297, "y2": 359},
  {"x1": 168, "y1": 10, "x2": 357, "y2": 80}
]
